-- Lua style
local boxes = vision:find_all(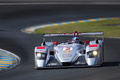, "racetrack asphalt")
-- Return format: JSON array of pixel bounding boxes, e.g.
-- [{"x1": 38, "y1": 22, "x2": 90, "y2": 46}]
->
[{"x1": 0, "y1": 4, "x2": 120, "y2": 80}]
